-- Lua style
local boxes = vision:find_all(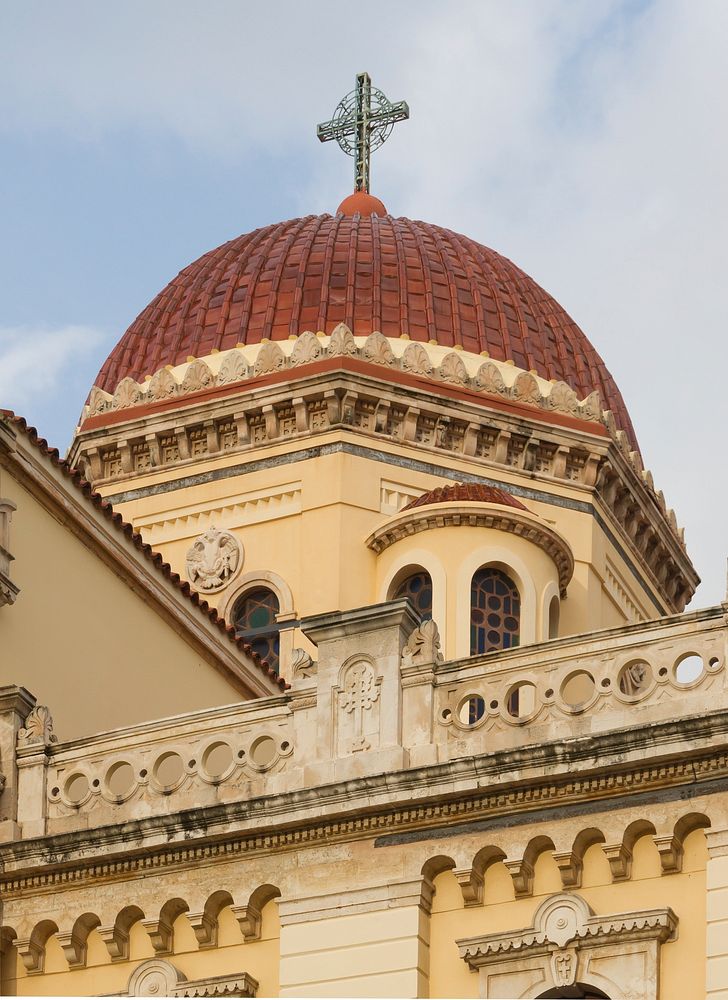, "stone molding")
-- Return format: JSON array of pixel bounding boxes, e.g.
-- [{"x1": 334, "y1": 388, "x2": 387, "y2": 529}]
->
[
  {"x1": 119, "y1": 959, "x2": 258, "y2": 997},
  {"x1": 68, "y1": 332, "x2": 695, "y2": 613},
  {"x1": 277, "y1": 877, "x2": 435, "y2": 925},
  {"x1": 185, "y1": 525, "x2": 243, "y2": 594},
  {"x1": 366, "y1": 501, "x2": 574, "y2": 596},
  {"x1": 1, "y1": 709, "x2": 726, "y2": 893},
  {"x1": 458, "y1": 892, "x2": 676, "y2": 999},
  {"x1": 81, "y1": 328, "x2": 603, "y2": 431}
]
